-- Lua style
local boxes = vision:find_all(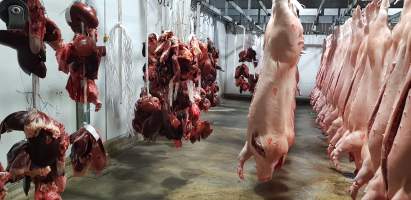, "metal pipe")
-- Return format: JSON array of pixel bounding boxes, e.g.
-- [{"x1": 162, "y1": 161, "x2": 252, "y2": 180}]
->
[
  {"x1": 32, "y1": 75, "x2": 39, "y2": 109},
  {"x1": 228, "y1": 1, "x2": 252, "y2": 23},
  {"x1": 258, "y1": 1, "x2": 269, "y2": 15}
]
